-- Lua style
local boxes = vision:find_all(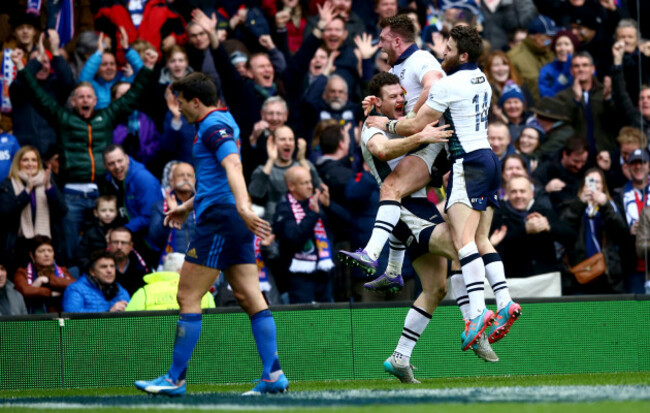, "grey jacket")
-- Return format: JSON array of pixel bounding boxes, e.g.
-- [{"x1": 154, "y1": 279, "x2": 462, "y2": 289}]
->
[{"x1": 0, "y1": 280, "x2": 28, "y2": 316}]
